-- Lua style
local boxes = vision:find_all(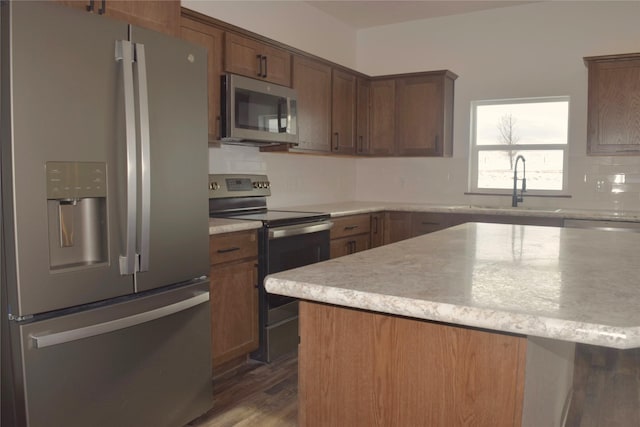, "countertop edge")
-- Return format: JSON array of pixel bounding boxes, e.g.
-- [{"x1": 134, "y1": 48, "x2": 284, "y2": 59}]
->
[
  {"x1": 265, "y1": 276, "x2": 640, "y2": 349},
  {"x1": 209, "y1": 218, "x2": 262, "y2": 235}
]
